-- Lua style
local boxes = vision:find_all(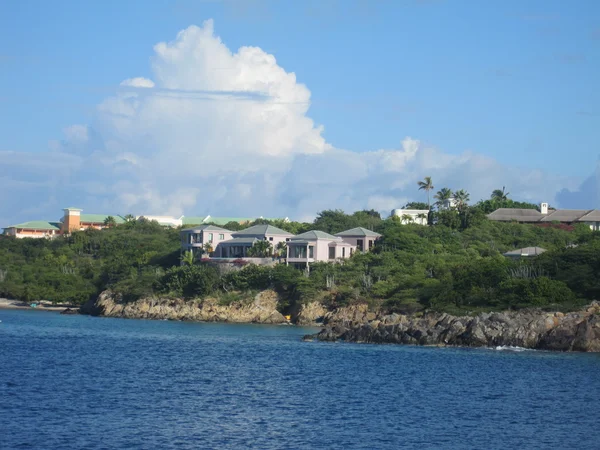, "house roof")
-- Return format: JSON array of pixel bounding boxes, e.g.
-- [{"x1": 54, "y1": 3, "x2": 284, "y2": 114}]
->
[
  {"x1": 6, "y1": 221, "x2": 61, "y2": 231},
  {"x1": 578, "y1": 210, "x2": 600, "y2": 222},
  {"x1": 182, "y1": 216, "x2": 209, "y2": 225},
  {"x1": 79, "y1": 214, "x2": 125, "y2": 224},
  {"x1": 204, "y1": 216, "x2": 255, "y2": 226},
  {"x1": 487, "y1": 208, "x2": 544, "y2": 222},
  {"x1": 335, "y1": 227, "x2": 382, "y2": 237},
  {"x1": 539, "y1": 209, "x2": 590, "y2": 223},
  {"x1": 180, "y1": 224, "x2": 231, "y2": 233},
  {"x1": 503, "y1": 247, "x2": 547, "y2": 257},
  {"x1": 233, "y1": 224, "x2": 293, "y2": 237},
  {"x1": 218, "y1": 237, "x2": 258, "y2": 245},
  {"x1": 292, "y1": 230, "x2": 340, "y2": 240}
]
